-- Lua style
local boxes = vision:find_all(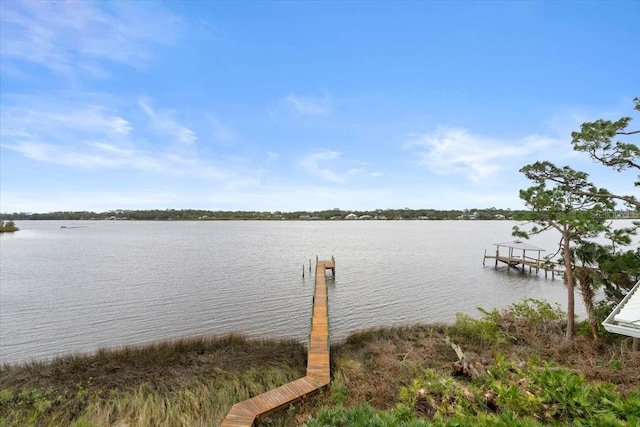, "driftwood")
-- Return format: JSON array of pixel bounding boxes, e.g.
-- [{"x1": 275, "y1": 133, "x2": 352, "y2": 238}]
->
[{"x1": 445, "y1": 336, "x2": 491, "y2": 378}]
